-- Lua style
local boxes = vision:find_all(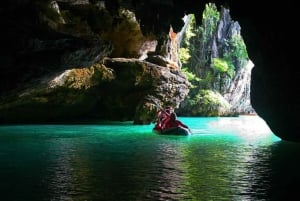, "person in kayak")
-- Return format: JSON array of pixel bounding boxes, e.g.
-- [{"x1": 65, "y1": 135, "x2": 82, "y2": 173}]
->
[
  {"x1": 154, "y1": 106, "x2": 173, "y2": 131},
  {"x1": 162, "y1": 112, "x2": 190, "y2": 132}
]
